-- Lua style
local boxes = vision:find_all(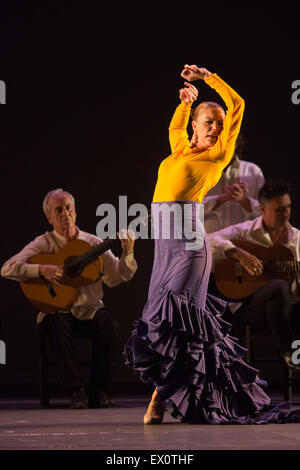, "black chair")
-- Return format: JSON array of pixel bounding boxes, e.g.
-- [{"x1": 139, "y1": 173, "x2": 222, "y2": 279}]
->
[
  {"x1": 209, "y1": 274, "x2": 298, "y2": 402},
  {"x1": 243, "y1": 324, "x2": 297, "y2": 402},
  {"x1": 39, "y1": 334, "x2": 92, "y2": 407}
]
